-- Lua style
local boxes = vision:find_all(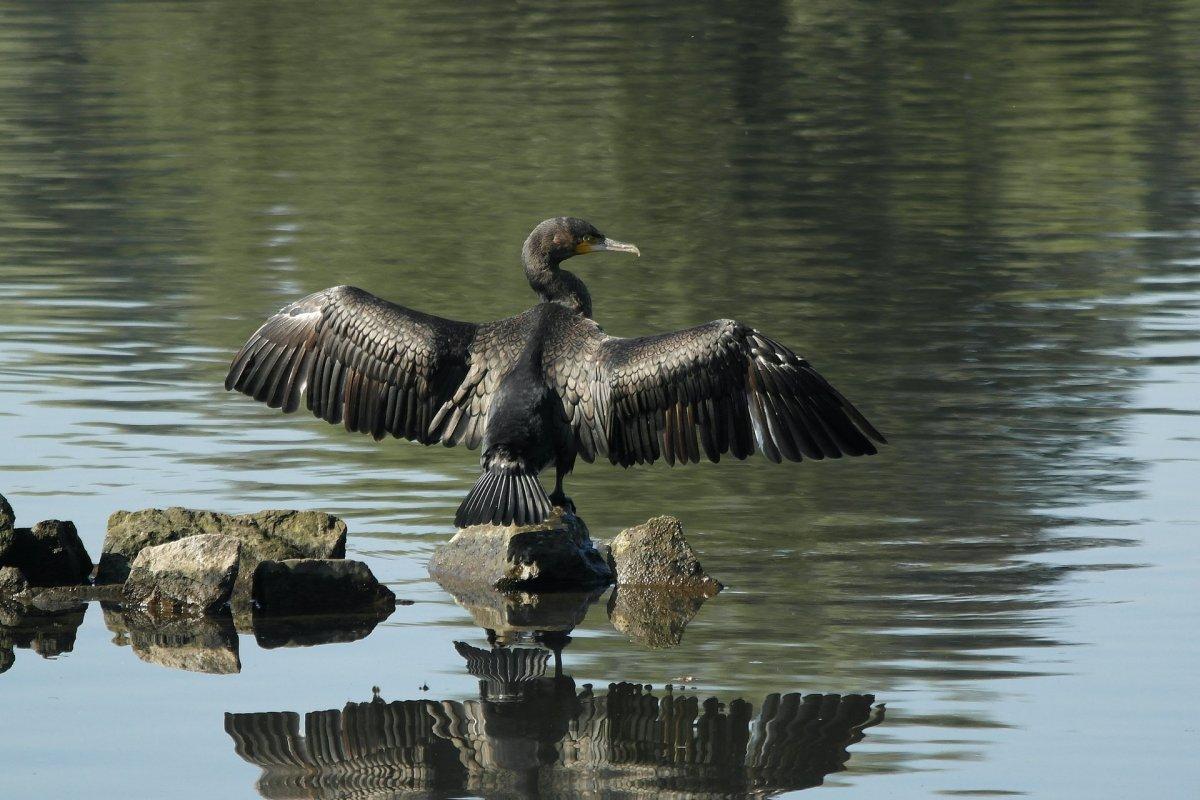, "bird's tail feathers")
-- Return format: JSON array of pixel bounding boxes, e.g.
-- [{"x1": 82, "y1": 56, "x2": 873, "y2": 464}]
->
[{"x1": 455, "y1": 462, "x2": 553, "y2": 528}]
